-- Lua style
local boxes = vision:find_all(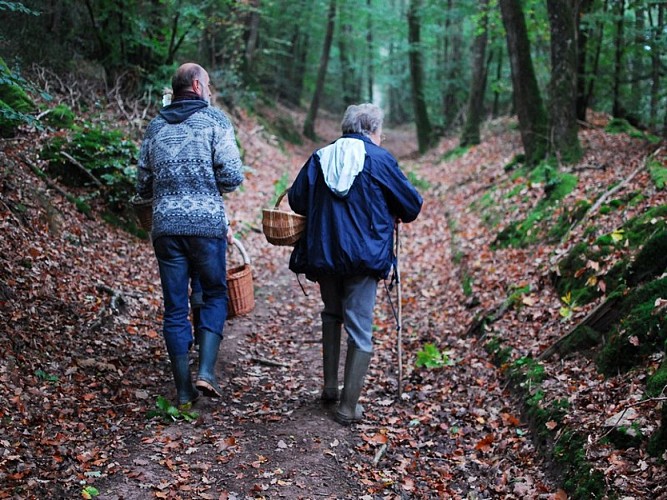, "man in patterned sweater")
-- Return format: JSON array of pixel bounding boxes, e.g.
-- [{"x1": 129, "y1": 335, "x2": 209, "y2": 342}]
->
[{"x1": 136, "y1": 62, "x2": 244, "y2": 407}]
